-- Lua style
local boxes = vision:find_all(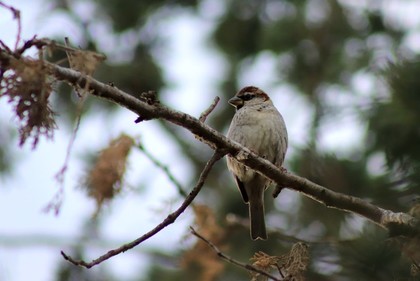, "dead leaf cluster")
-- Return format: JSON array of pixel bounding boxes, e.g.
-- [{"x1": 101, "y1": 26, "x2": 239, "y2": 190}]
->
[
  {"x1": 85, "y1": 134, "x2": 134, "y2": 210},
  {"x1": 250, "y1": 242, "x2": 309, "y2": 281},
  {"x1": 181, "y1": 204, "x2": 226, "y2": 281},
  {"x1": 1, "y1": 57, "x2": 56, "y2": 148}
]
